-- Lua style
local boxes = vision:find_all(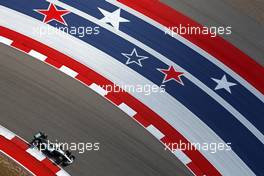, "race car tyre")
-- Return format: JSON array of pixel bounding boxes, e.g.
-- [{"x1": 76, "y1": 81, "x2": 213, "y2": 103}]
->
[{"x1": 62, "y1": 155, "x2": 75, "y2": 167}]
